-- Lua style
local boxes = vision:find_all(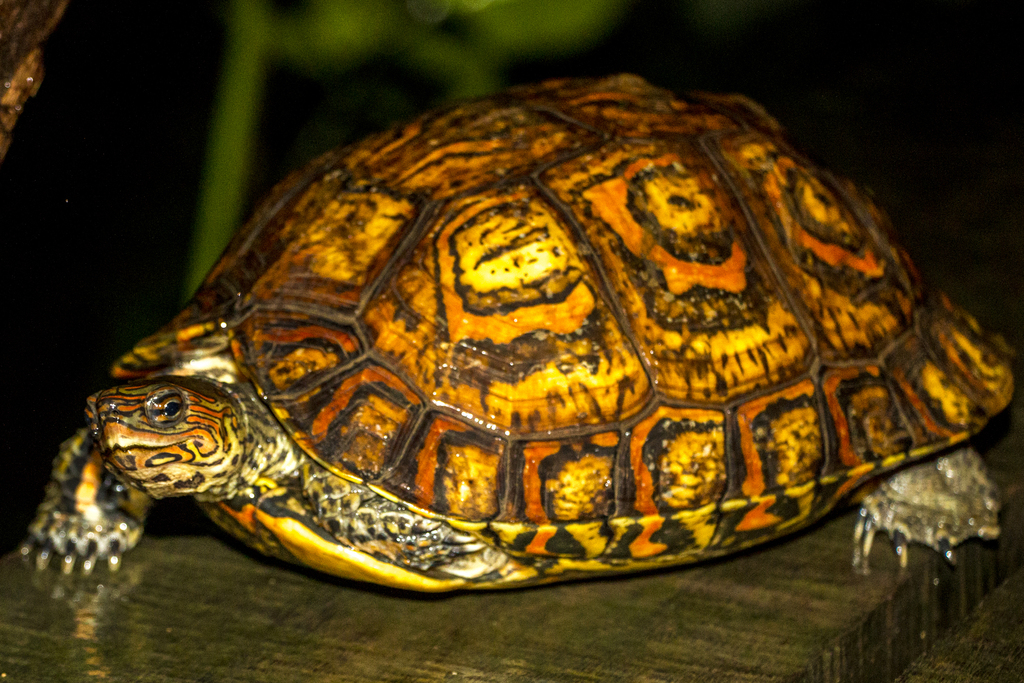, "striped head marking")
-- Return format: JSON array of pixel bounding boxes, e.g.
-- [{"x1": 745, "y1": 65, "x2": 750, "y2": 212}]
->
[{"x1": 88, "y1": 377, "x2": 247, "y2": 498}]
